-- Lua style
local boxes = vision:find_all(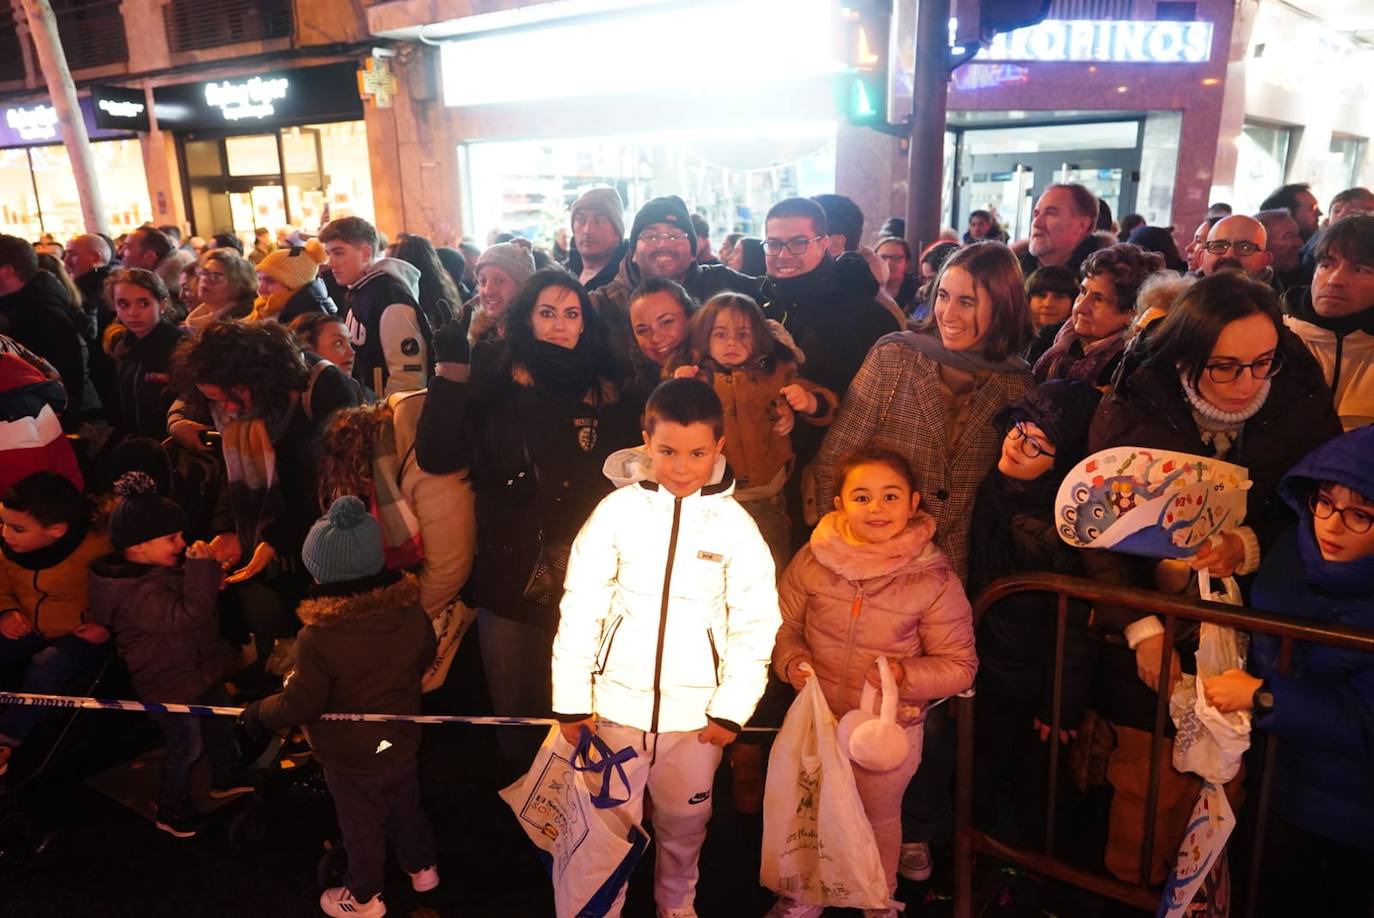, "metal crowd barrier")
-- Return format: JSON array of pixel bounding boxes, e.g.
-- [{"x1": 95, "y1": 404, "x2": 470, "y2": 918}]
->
[{"x1": 953, "y1": 572, "x2": 1374, "y2": 918}]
